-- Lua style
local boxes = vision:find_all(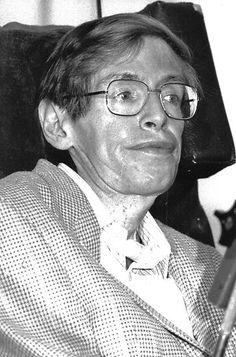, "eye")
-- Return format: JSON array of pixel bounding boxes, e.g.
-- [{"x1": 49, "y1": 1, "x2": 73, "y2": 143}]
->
[
  {"x1": 163, "y1": 94, "x2": 181, "y2": 107},
  {"x1": 114, "y1": 90, "x2": 137, "y2": 103}
]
